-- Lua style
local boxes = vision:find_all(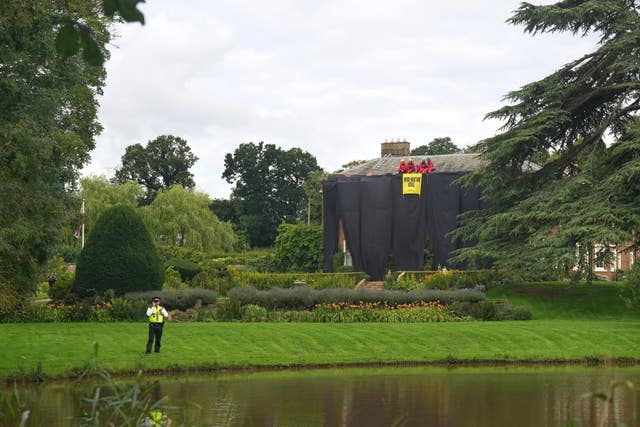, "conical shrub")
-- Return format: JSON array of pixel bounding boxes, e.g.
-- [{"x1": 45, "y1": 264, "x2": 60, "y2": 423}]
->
[{"x1": 74, "y1": 205, "x2": 164, "y2": 297}]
